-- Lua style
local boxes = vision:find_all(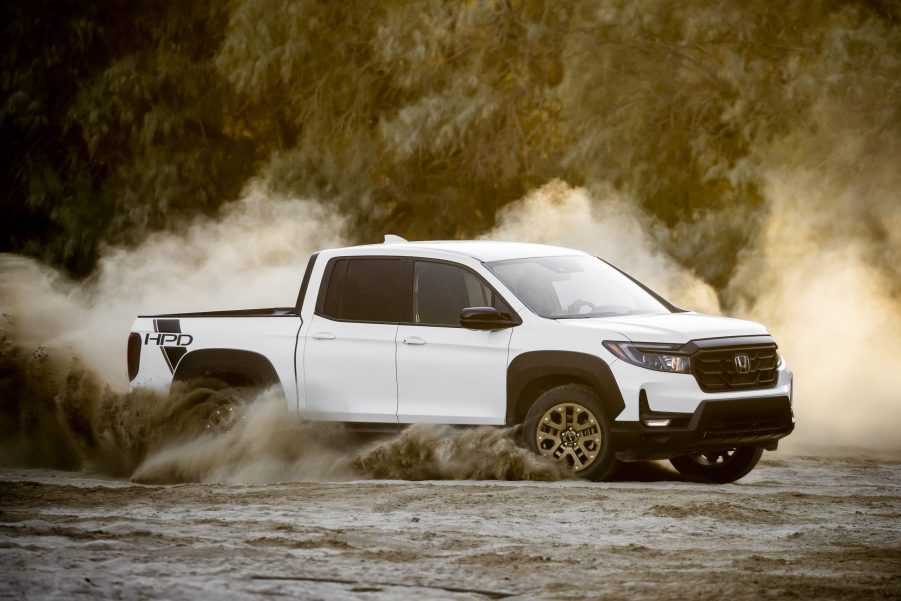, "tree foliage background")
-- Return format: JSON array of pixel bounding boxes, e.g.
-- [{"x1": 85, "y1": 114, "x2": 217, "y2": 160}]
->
[{"x1": 2, "y1": 0, "x2": 898, "y2": 291}]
